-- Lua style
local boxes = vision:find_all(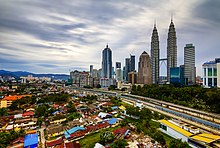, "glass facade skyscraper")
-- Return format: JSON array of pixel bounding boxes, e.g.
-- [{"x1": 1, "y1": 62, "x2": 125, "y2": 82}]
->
[{"x1": 101, "y1": 44, "x2": 112, "y2": 78}]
